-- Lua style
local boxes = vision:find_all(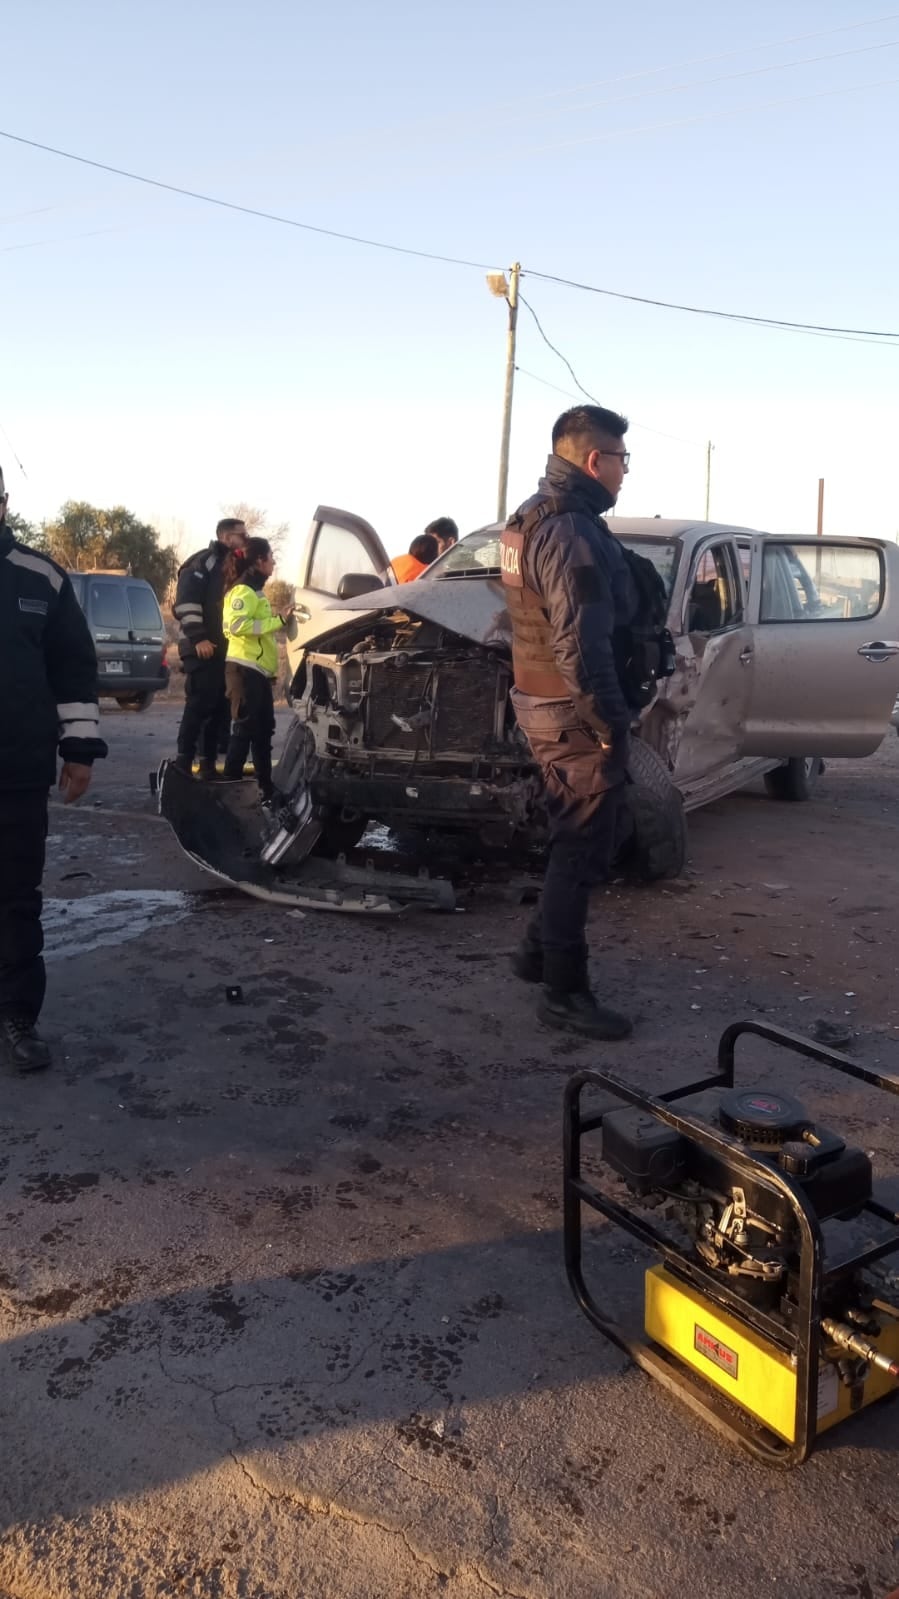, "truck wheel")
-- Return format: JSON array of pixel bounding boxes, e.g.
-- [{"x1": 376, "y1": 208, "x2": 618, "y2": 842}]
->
[
  {"x1": 618, "y1": 739, "x2": 687, "y2": 881},
  {"x1": 763, "y1": 757, "x2": 822, "y2": 802},
  {"x1": 116, "y1": 692, "x2": 154, "y2": 711}
]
